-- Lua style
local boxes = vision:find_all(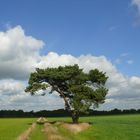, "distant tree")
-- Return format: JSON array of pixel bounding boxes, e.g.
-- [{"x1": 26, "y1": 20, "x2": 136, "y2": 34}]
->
[{"x1": 25, "y1": 64, "x2": 108, "y2": 123}]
